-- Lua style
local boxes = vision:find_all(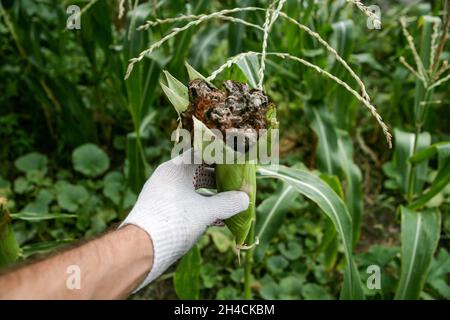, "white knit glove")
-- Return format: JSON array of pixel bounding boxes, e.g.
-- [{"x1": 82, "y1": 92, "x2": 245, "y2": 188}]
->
[{"x1": 120, "y1": 151, "x2": 250, "y2": 292}]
